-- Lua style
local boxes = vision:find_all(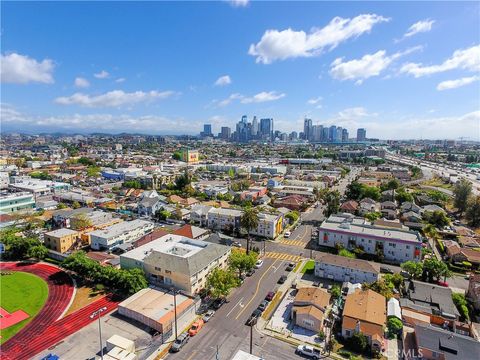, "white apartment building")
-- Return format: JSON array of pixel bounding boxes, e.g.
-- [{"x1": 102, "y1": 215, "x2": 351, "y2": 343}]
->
[
  {"x1": 318, "y1": 214, "x2": 422, "y2": 263},
  {"x1": 0, "y1": 192, "x2": 35, "y2": 213},
  {"x1": 90, "y1": 219, "x2": 154, "y2": 250},
  {"x1": 206, "y1": 208, "x2": 284, "y2": 239},
  {"x1": 9, "y1": 176, "x2": 70, "y2": 197},
  {"x1": 120, "y1": 234, "x2": 231, "y2": 295},
  {"x1": 314, "y1": 253, "x2": 380, "y2": 284}
]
